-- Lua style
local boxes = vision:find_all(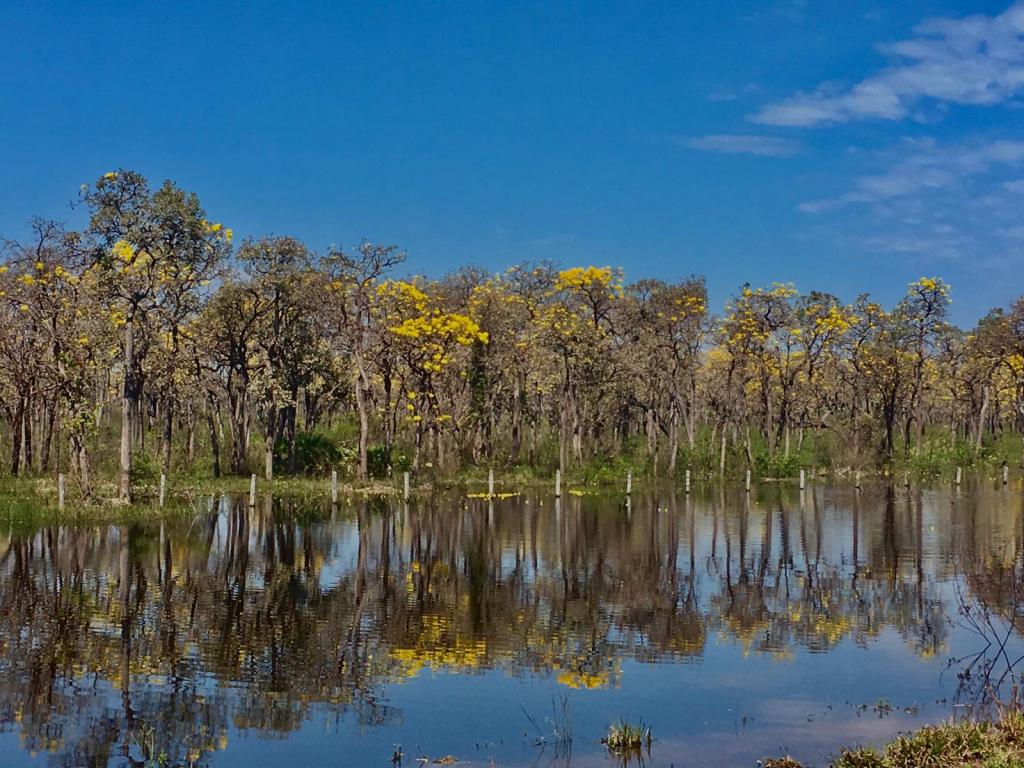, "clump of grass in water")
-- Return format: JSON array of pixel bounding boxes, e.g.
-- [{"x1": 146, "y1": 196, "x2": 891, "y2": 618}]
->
[{"x1": 602, "y1": 719, "x2": 651, "y2": 756}]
